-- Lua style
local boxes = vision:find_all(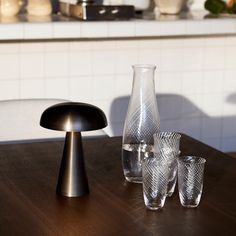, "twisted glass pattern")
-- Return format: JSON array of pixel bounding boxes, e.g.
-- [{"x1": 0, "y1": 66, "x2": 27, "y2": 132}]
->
[
  {"x1": 177, "y1": 156, "x2": 206, "y2": 208},
  {"x1": 122, "y1": 65, "x2": 160, "y2": 183},
  {"x1": 153, "y1": 132, "x2": 181, "y2": 196},
  {"x1": 142, "y1": 154, "x2": 169, "y2": 210}
]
